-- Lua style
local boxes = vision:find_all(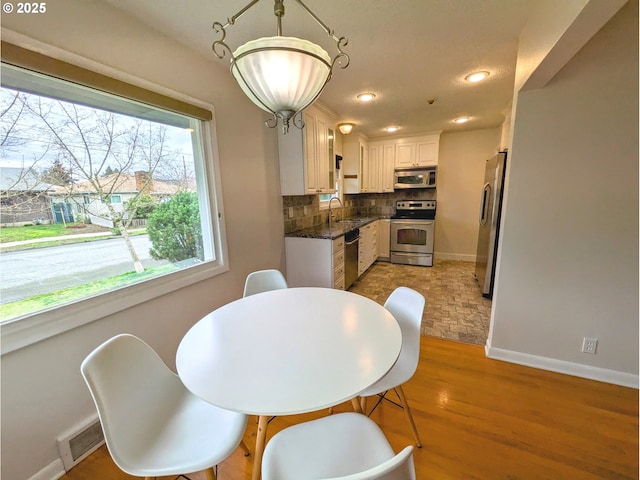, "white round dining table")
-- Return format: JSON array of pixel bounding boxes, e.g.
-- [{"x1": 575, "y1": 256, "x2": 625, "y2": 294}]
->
[{"x1": 176, "y1": 287, "x2": 402, "y2": 480}]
